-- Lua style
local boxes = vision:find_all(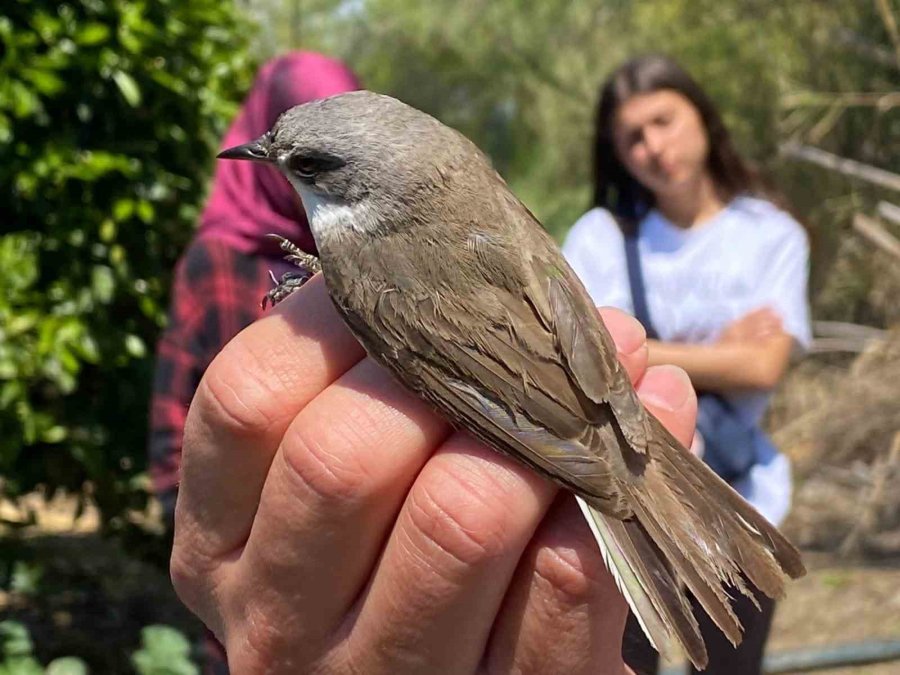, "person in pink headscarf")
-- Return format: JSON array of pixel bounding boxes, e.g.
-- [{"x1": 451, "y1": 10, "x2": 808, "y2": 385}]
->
[{"x1": 148, "y1": 52, "x2": 360, "y2": 521}]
